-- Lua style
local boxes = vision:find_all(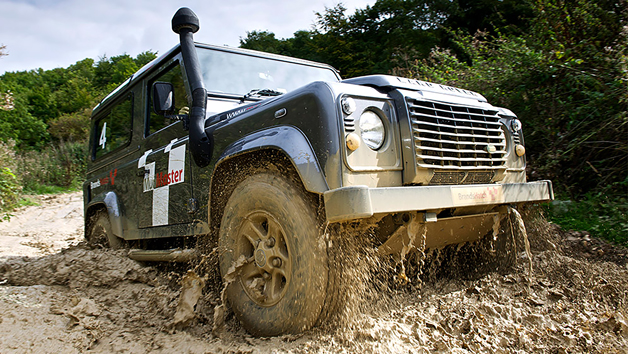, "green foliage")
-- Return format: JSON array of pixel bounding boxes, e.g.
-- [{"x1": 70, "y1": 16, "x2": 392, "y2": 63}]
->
[
  {"x1": 0, "y1": 49, "x2": 156, "y2": 199},
  {"x1": 240, "y1": 31, "x2": 285, "y2": 54},
  {"x1": 0, "y1": 140, "x2": 20, "y2": 221},
  {"x1": 239, "y1": 0, "x2": 538, "y2": 77},
  {"x1": 17, "y1": 141, "x2": 88, "y2": 193},
  {"x1": 547, "y1": 186, "x2": 628, "y2": 247},
  {"x1": 47, "y1": 108, "x2": 91, "y2": 141},
  {"x1": 388, "y1": 0, "x2": 627, "y2": 244},
  {"x1": 0, "y1": 1, "x2": 624, "y2": 243},
  {"x1": 94, "y1": 54, "x2": 140, "y2": 92},
  {"x1": 0, "y1": 167, "x2": 20, "y2": 209},
  {"x1": 397, "y1": 0, "x2": 627, "y2": 198},
  {"x1": 0, "y1": 51, "x2": 157, "y2": 149},
  {"x1": 444, "y1": 0, "x2": 535, "y2": 37}
]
